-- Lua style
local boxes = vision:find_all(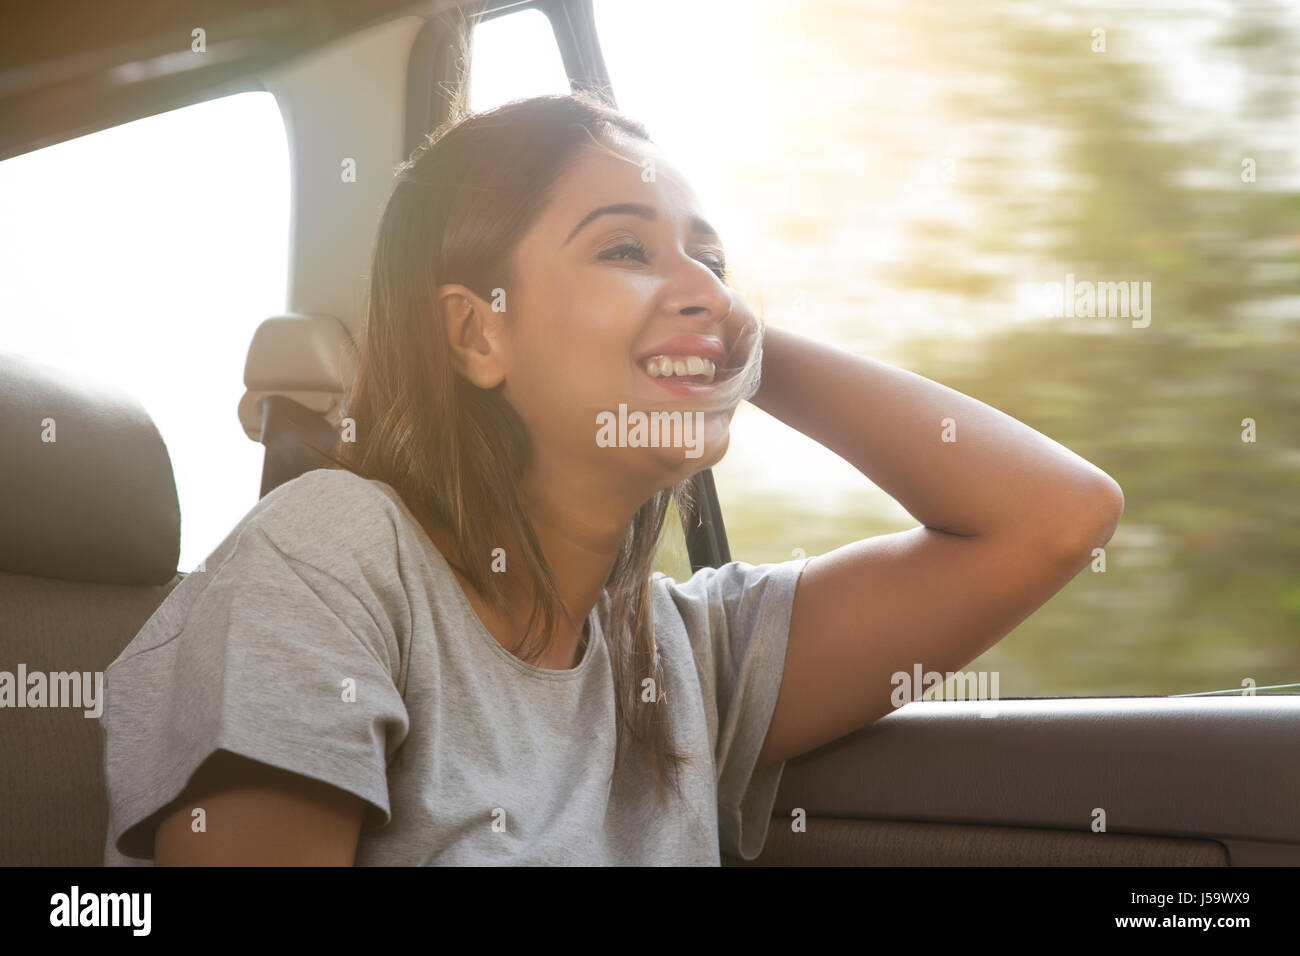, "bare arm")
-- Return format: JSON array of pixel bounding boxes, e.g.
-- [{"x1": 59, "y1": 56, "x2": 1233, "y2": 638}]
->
[
  {"x1": 749, "y1": 322, "x2": 1124, "y2": 769},
  {"x1": 153, "y1": 750, "x2": 365, "y2": 866}
]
